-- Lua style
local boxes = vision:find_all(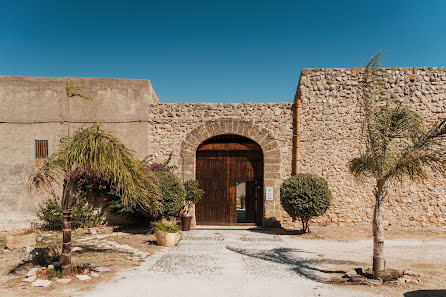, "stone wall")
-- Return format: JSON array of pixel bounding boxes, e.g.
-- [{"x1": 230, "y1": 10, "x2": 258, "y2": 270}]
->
[
  {"x1": 294, "y1": 67, "x2": 446, "y2": 228},
  {"x1": 2, "y1": 70, "x2": 446, "y2": 229},
  {"x1": 145, "y1": 102, "x2": 294, "y2": 224}
]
